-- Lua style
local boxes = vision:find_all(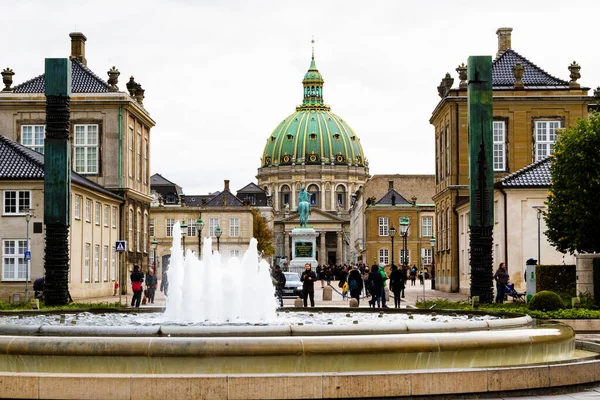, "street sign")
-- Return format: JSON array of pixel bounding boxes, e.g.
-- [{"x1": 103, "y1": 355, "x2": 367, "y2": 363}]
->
[
  {"x1": 24, "y1": 251, "x2": 31, "y2": 261},
  {"x1": 115, "y1": 241, "x2": 127, "y2": 252}
]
